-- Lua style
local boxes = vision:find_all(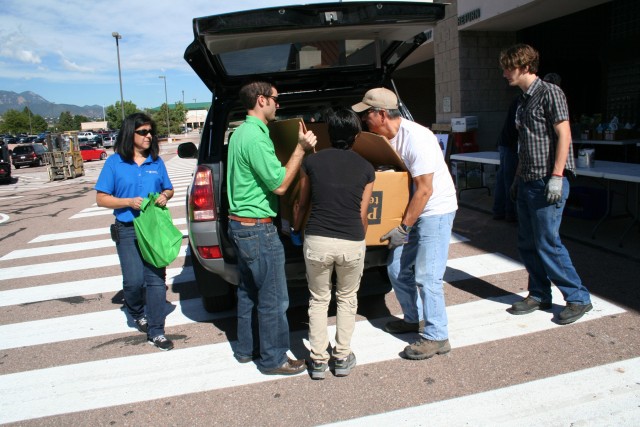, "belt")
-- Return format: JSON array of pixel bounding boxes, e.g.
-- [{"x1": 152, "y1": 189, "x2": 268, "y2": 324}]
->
[{"x1": 228, "y1": 215, "x2": 272, "y2": 224}]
